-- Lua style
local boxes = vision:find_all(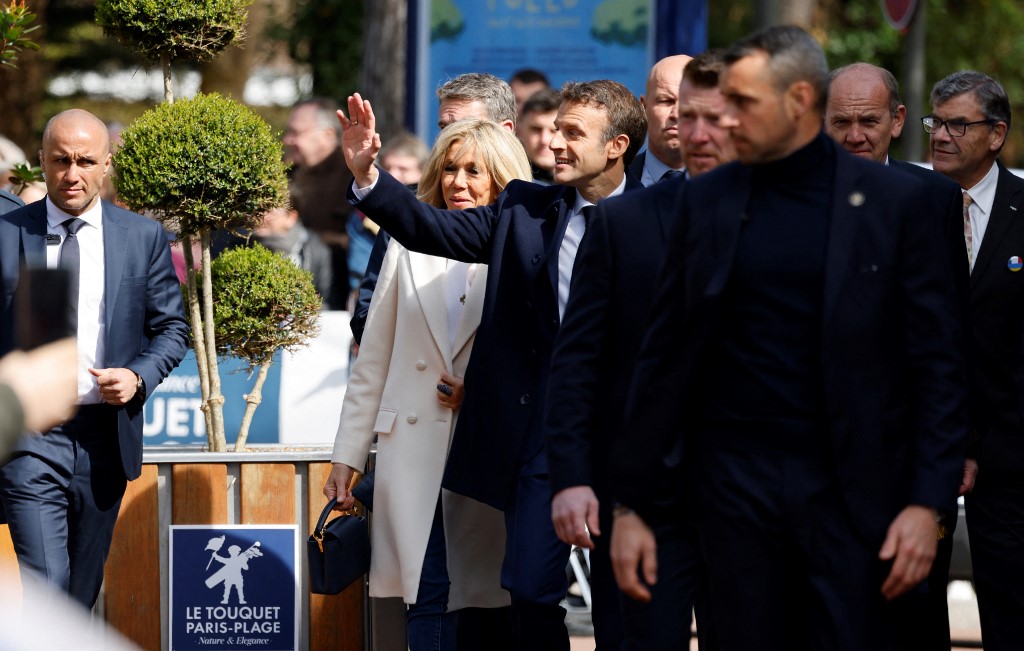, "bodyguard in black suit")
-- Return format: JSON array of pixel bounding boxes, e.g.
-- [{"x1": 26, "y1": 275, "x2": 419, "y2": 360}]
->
[
  {"x1": 825, "y1": 62, "x2": 968, "y2": 650},
  {"x1": 339, "y1": 81, "x2": 647, "y2": 650},
  {"x1": 611, "y1": 27, "x2": 967, "y2": 650},
  {"x1": 625, "y1": 55, "x2": 691, "y2": 188},
  {"x1": 546, "y1": 51, "x2": 736, "y2": 651},
  {"x1": 925, "y1": 70, "x2": 1024, "y2": 650}
]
